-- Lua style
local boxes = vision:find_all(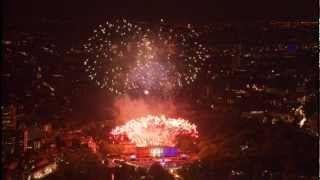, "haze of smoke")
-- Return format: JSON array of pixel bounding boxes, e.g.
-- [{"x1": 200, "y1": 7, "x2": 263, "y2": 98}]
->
[{"x1": 112, "y1": 95, "x2": 179, "y2": 124}]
